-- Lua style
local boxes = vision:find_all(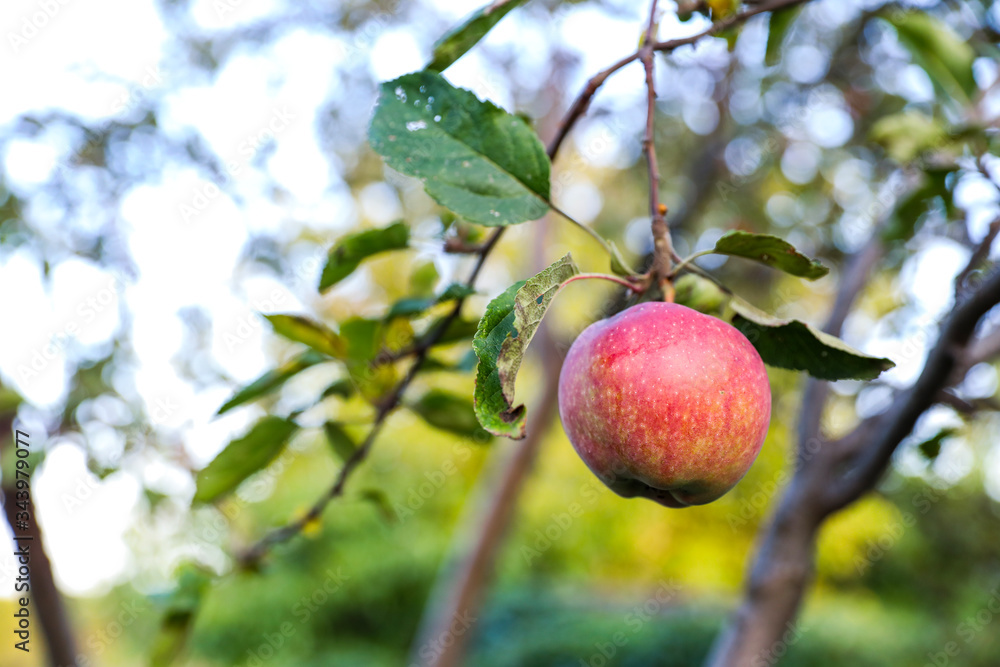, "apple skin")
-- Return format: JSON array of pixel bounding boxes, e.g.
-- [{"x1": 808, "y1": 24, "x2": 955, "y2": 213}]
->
[{"x1": 558, "y1": 302, "x2": 771, "y2": 508}]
